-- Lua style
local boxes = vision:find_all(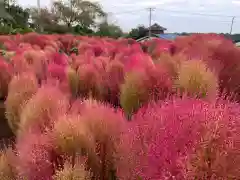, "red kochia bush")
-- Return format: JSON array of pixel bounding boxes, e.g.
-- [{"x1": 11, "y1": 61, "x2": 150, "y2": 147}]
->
[
  {"x1": 51, "y1": 53, "x2": 68, "y2": 66},
  {"x1": 11, "y1": 54, "x2": 31, "y2": 75},
  {"x1": 117, "y1": 97, "x2": 240, "y2": 180},
  {"x1": 0, "y1": 58, "x2": 12, "y2": 99},
  {"x1": 47, "y1": 63, "x2": 67, "y2": 82},
  {"x1": 102, "y1": 60, "x2": 125, "y2": 106}
]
